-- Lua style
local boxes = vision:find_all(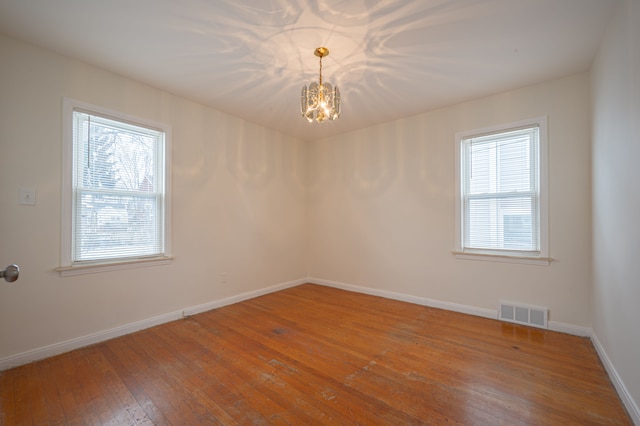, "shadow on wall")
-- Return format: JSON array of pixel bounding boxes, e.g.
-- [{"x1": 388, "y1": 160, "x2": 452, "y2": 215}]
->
[
  {"x1": 343, "y1": 137, "x2": 398, "y2": 198},
  {"x1": 226, "y1": 126, "x2": 276, "y2": 189}
]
